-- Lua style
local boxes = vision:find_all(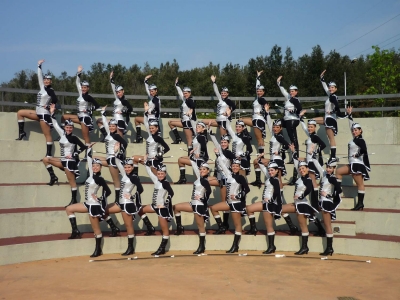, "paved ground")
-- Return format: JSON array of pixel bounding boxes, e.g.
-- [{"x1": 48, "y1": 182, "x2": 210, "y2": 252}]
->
[{"x1": 0, "y1": 251, "x2": 399, "y2": 300}]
